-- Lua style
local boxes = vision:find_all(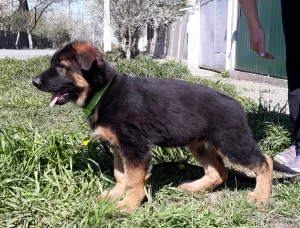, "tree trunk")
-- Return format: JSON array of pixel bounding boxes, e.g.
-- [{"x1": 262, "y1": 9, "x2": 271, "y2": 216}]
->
[
  {"x1": 154, "y1": 26, "x2": 167, "y2": 58},
  {"x1": 15, "y1": 31, "x2": 20, "y2": 49},
  {"x1": 146, "y1": 24, "x2": 154, "y2": 54},
  {"x1": 164, "y1": 26, "x2": 169, "y2": 57},
  {"x1": 132, "y1": 32, "x2": 140, "y2": 58},
  {"x1": 126, "y1": 46, "x2": 131, "y2": 59},
  {"x1": 149, "y1": 28, "x2": 157, "y2": 56},
  {"x1": 126, "y1": 30, "x2": 132, "y2": 59},
  {"x1": 28, "y1": 30, "x2": 33, "y2": 49}
]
